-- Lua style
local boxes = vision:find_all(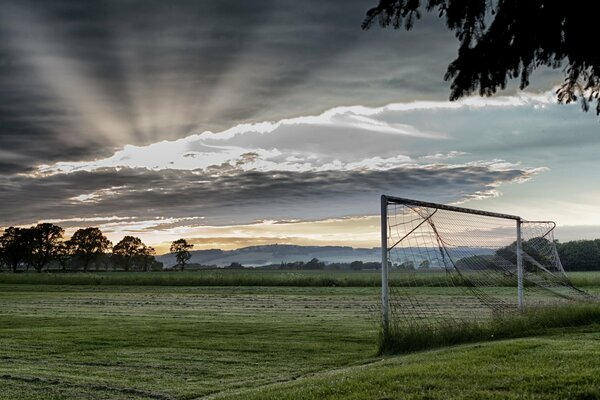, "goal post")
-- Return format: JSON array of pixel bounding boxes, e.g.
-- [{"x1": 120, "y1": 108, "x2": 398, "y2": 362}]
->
[
  {"x1": 516, "y1": 217, "x2": 524, "y2": 310},
  {"x1": 380, "y1": 195, "x2": 589, "y2": 331},
  {"x1": 381, "y1": 195, "x2": 390, "y2": 332}
]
